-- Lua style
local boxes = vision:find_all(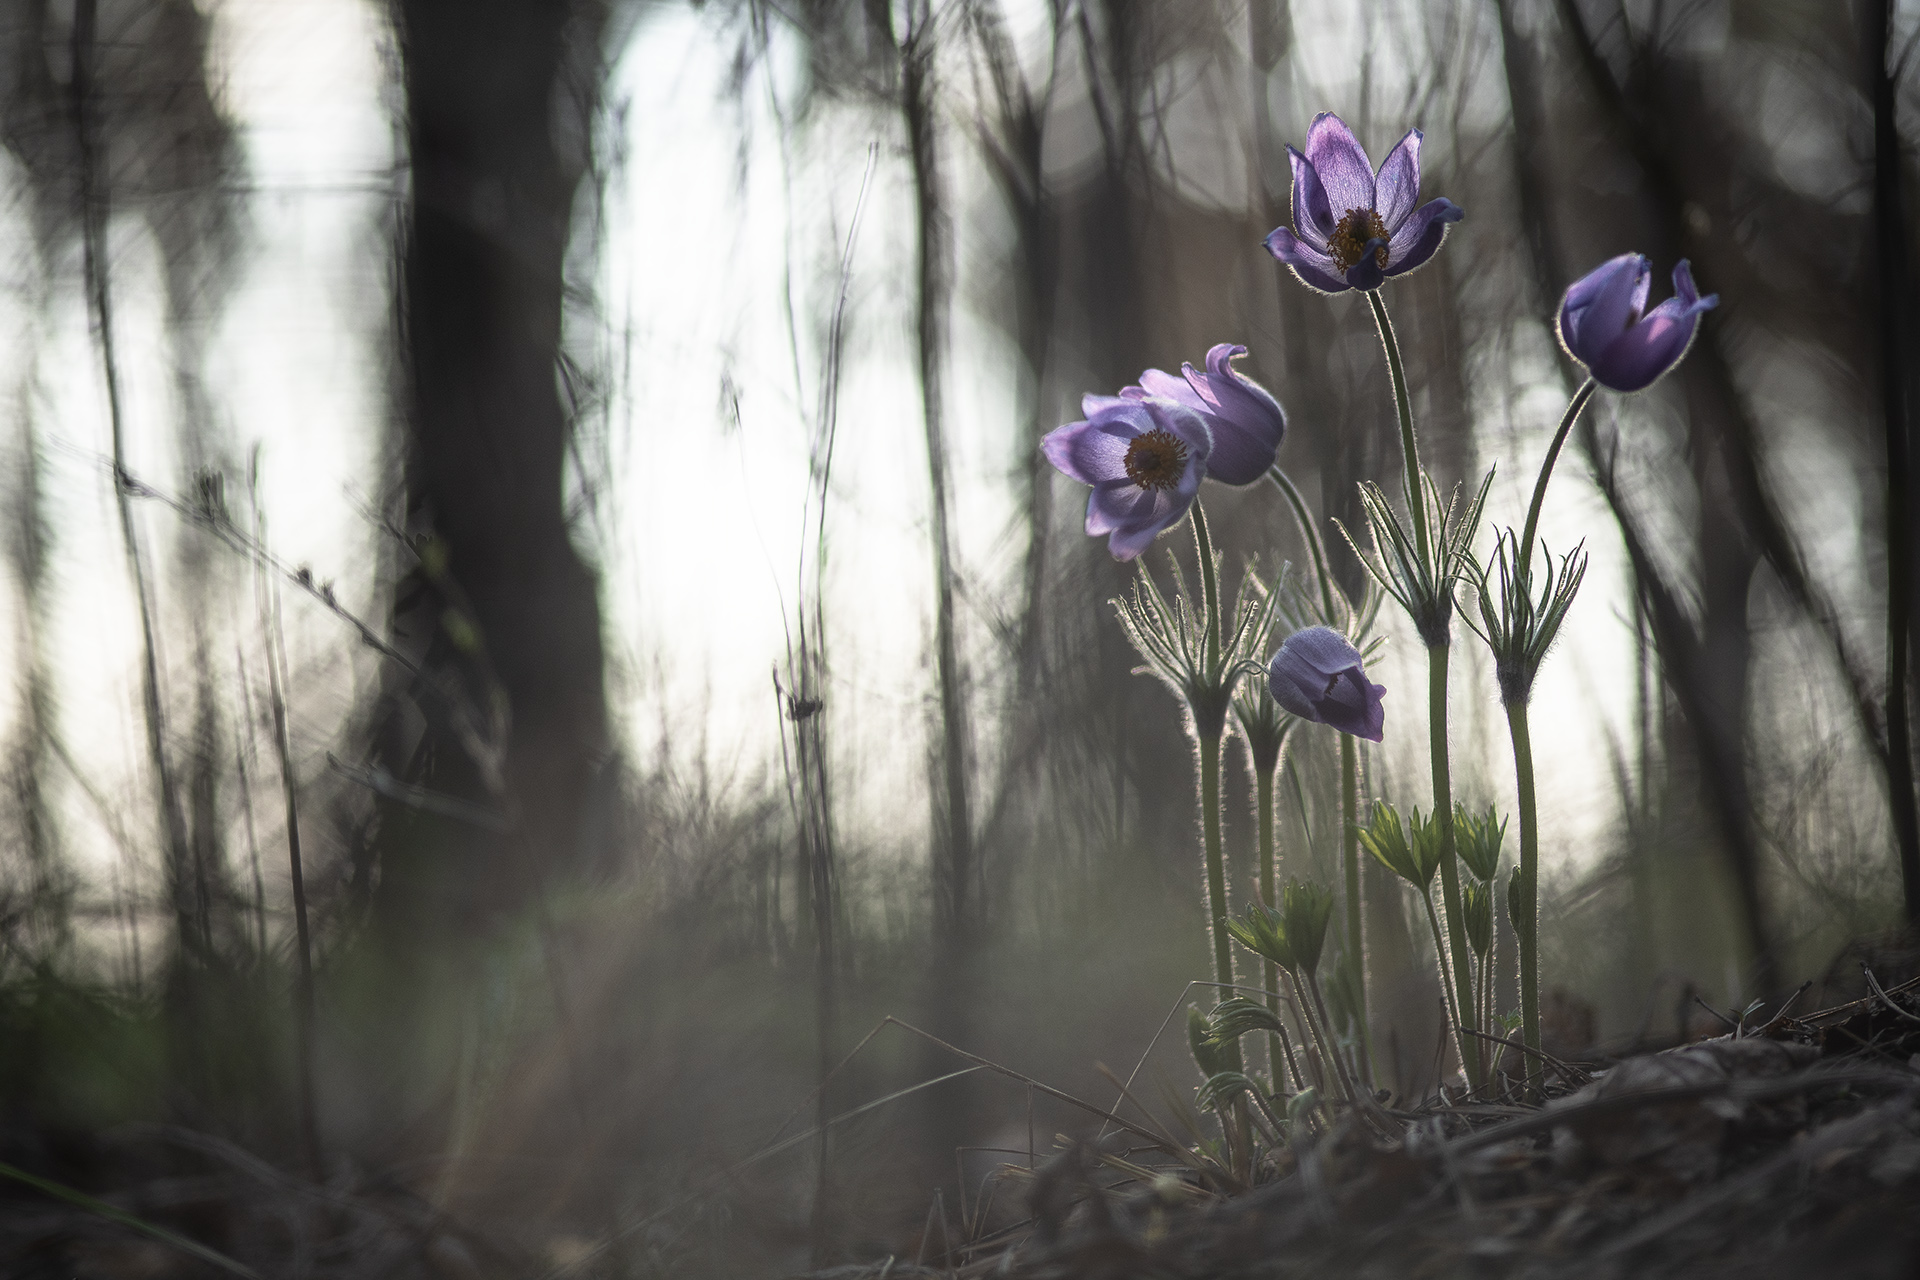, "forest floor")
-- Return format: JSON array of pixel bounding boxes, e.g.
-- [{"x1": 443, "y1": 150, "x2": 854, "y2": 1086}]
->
[
  {"x1": 787, "y1": 964, "x2": 1920, "y2": 1280},
  {"x1": 4, "y1": 966, "x2": 1919, "y2": 1279}
]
